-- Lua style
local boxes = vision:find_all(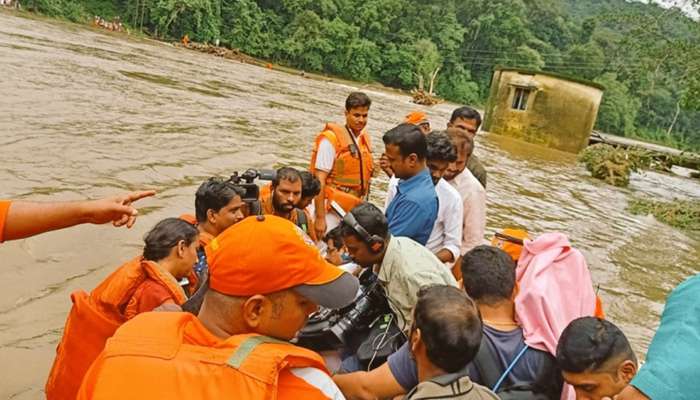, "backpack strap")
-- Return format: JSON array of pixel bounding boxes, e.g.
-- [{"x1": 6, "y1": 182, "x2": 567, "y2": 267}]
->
[
  {"x1": 473, "y1": 339, "x2": 530, "y2": 392},
  {"x1": 493, "y1": 344, "x2": 529, "y2": 392},
  {"x1": 296, "y1": 209, "x2": 309, "y2": 234},
  {"x1": 473, "y1": 339, "x2": 503, "y2": 389}
]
